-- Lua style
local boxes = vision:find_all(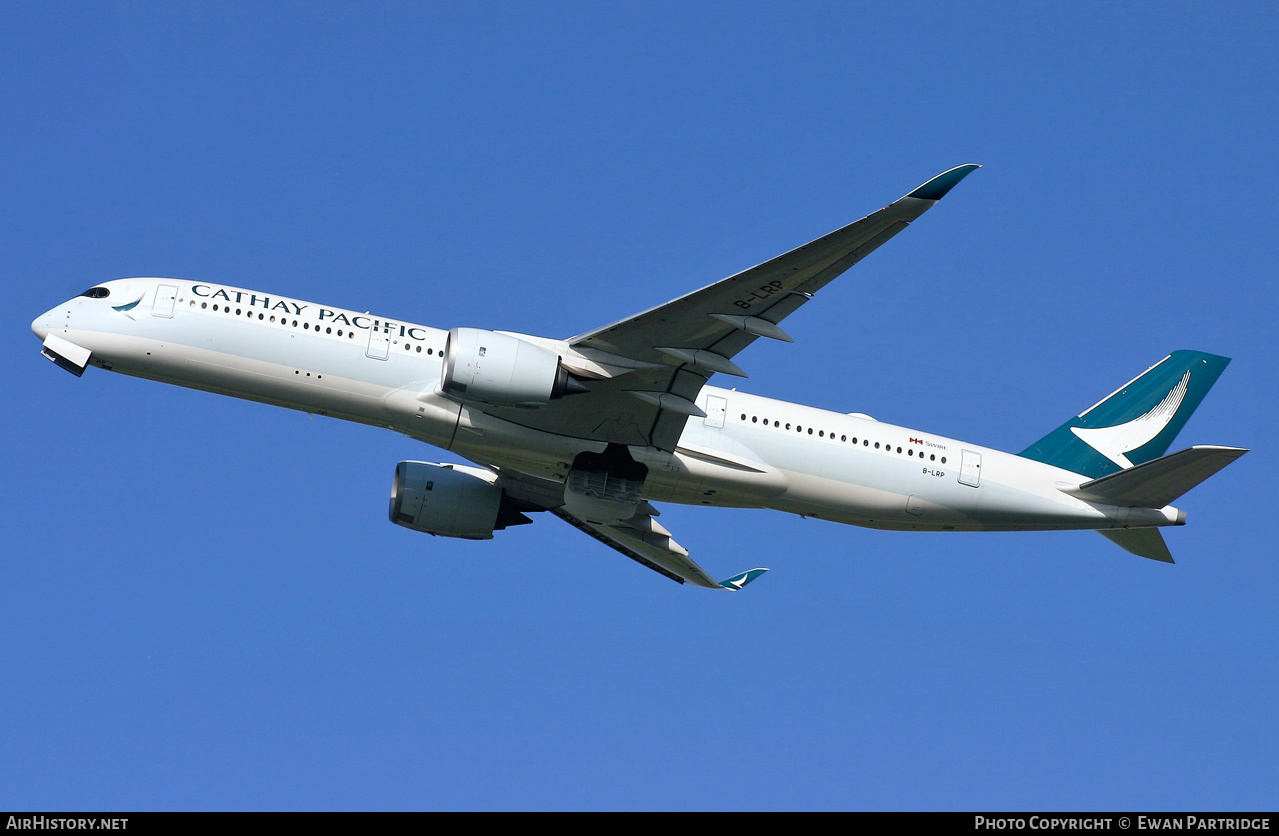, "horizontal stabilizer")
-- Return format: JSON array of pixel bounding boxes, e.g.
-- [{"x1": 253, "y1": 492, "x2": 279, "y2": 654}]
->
[
  {"x1": 1098, "y1": 528, "x2": 1174, "y2": 563},
  {"x1": 1064, "y1": 445, "x2": 1248, "y2": 508}
]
